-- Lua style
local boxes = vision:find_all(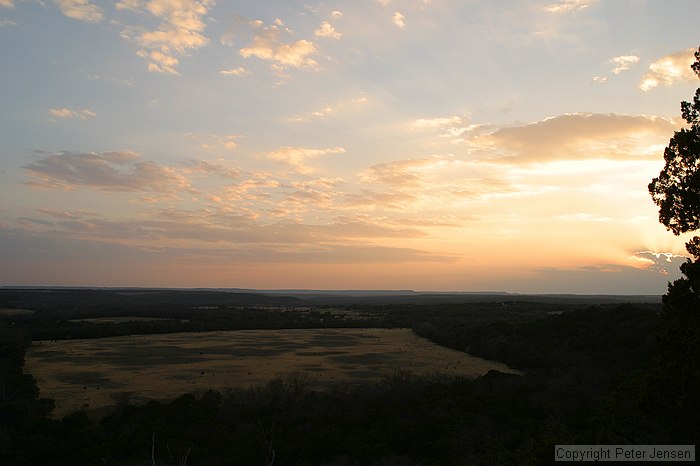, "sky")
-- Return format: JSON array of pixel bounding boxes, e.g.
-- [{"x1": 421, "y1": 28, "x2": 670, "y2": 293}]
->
[{"x1": 1, "y1": 0, "x2": 699, "y2": 294}]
